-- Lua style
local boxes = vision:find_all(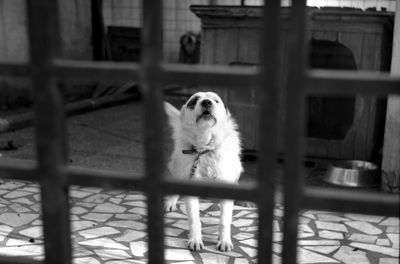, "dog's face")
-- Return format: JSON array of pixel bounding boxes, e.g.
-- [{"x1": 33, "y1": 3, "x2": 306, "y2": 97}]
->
[
  {"x1": 180, "y1": 32, "x2": 199, "y2": 54},
  {"x1": 181, "y1": 92, "x2": 227, "y2": 128}
]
